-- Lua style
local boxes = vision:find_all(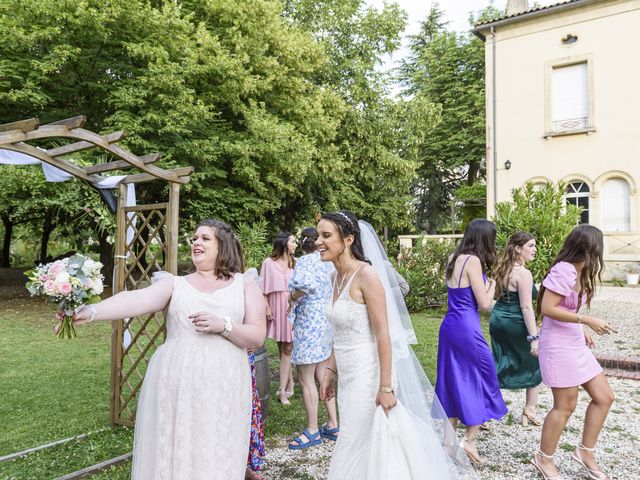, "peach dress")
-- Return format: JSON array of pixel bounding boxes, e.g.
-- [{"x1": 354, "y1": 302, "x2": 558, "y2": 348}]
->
[{"x1": 260, "y1": 257, "x2": 293, "y2": 342}]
